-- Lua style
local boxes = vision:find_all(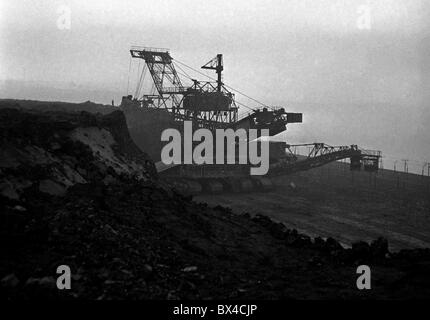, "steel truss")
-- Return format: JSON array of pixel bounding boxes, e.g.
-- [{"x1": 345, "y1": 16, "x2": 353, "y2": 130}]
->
[{"x1": 129, "y1": 47, "x2": 237, "y2": 129}]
